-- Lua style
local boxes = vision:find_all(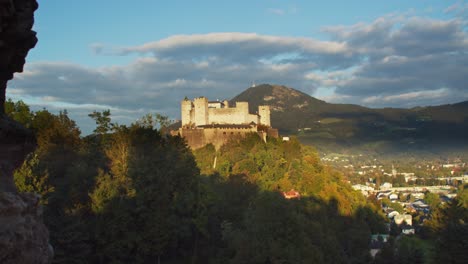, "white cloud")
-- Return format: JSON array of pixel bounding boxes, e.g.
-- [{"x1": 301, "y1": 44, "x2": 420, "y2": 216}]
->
[
  {"x1": 8, "y1": 12, "x2": 468, "y2": 134},
  {"x1": 267, "y1": 8, "x2": 285, "y2": 16},
  {"x1": 118, "y1": 32, "x2": 349, "y2": 58}
]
